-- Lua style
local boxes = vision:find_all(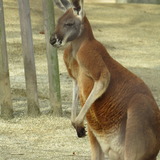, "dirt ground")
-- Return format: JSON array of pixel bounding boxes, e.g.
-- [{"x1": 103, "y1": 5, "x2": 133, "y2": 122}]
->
[{"x1": 0, "y1": 0, "x2": 160, "y2": 159}]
